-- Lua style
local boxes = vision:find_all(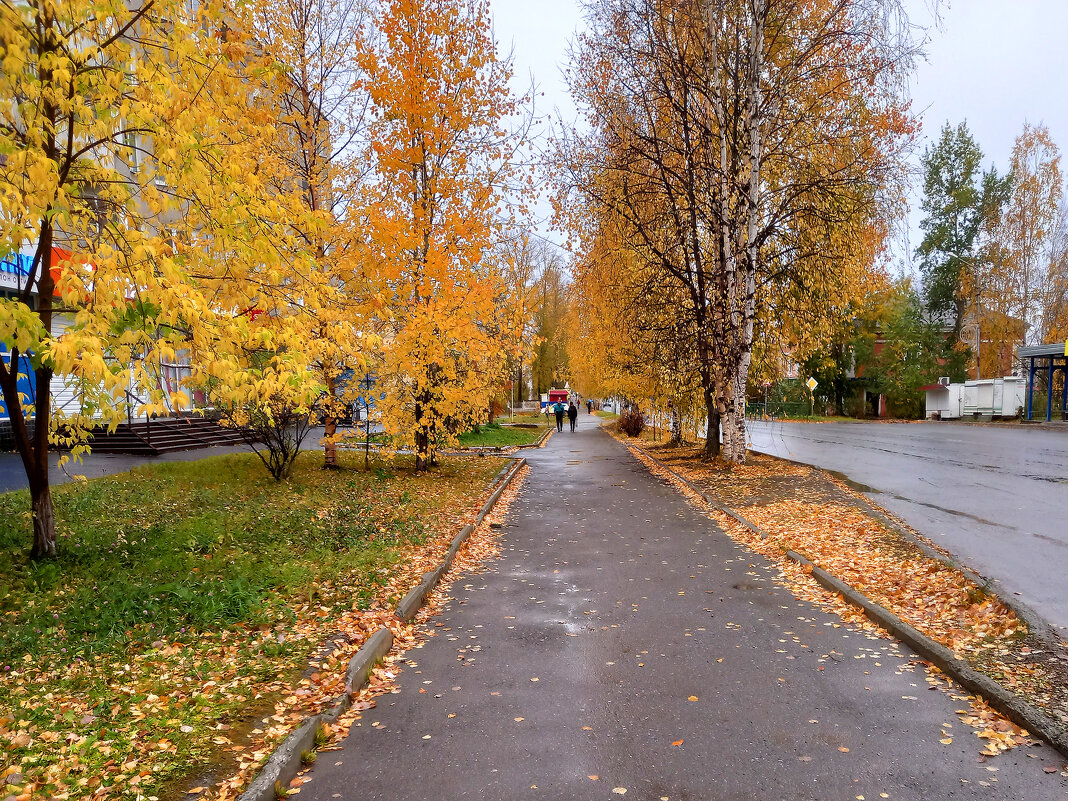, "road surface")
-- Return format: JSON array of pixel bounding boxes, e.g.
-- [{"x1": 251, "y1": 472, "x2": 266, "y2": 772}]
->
[
  {"x1": 297, "y1": 412, "x2": 1068, "y2": 801},
  {"x1": 747, "y1": 420, "x2": 1068, "y2": 633}
]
